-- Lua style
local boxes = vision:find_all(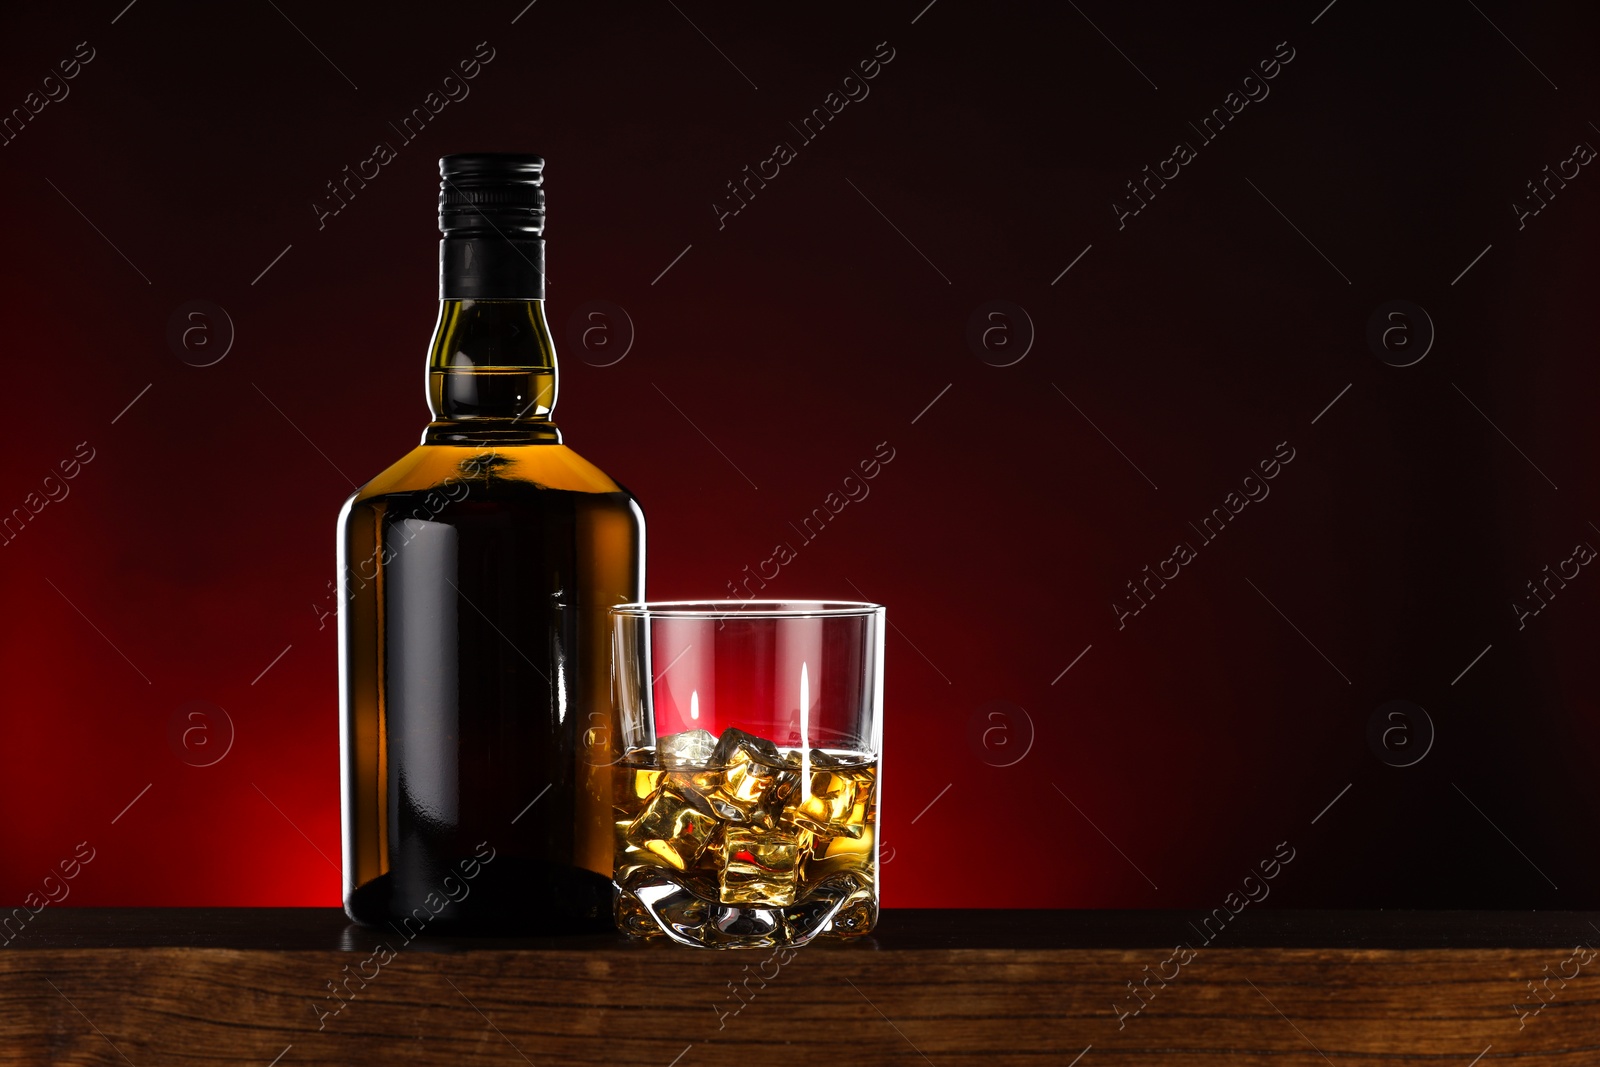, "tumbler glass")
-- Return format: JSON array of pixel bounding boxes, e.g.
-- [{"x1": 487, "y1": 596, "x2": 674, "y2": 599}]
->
[{"x1": 609, "y1": 600, "x2": 883, "y2": 948}]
